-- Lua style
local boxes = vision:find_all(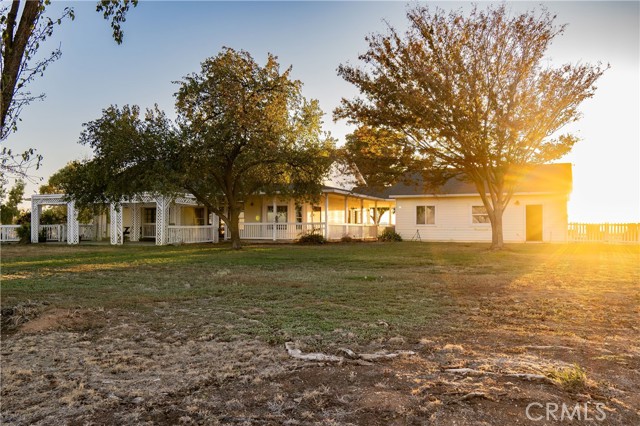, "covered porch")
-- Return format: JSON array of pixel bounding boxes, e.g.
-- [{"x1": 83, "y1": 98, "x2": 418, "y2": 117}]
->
[{"x1": 229, "y1": 189, "x2": 395, "y2": 241}]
